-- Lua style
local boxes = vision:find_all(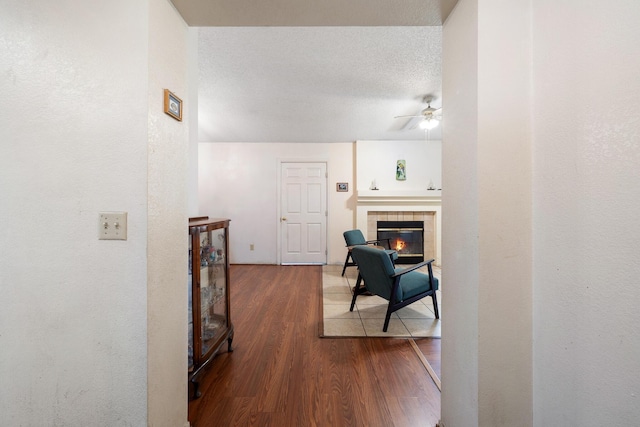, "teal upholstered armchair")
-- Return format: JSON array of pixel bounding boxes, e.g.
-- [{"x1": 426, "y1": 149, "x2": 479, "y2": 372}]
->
[
  {"x1": 349, "y1": 245, "x2": 439, "y2": 332},
  {"x1": 341, "y1": 229, "x2": 398, "y2": 276}
]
